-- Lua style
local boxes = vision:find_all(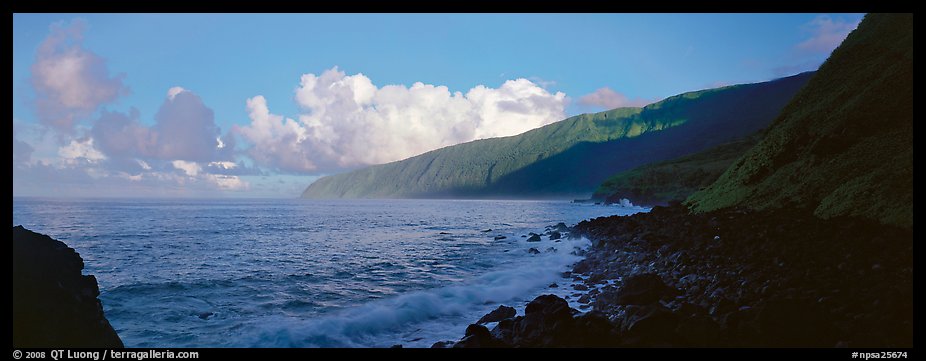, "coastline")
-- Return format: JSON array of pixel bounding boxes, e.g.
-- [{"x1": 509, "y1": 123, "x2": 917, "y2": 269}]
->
[
  {"x1": 446, "y1": 203, "x2": 912, "y2": 347},
  {"x1": 13, "y1": 226, "x2": 124, "y2": 348}
]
